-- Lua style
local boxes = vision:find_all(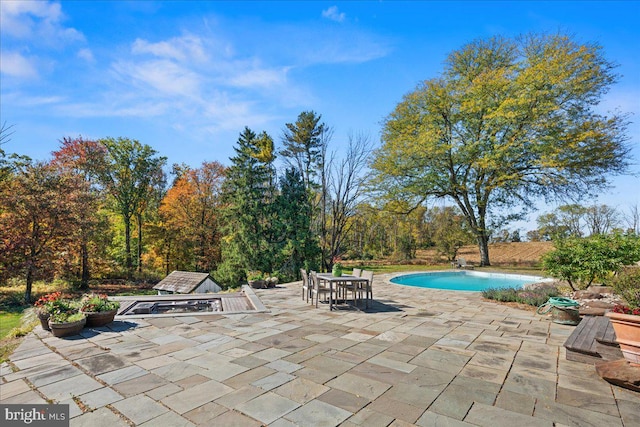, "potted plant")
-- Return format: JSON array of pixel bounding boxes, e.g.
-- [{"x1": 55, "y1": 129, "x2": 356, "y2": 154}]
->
[
  {"x1": 80, "y1": 293, "x2": 120, "y2": 327},
  {"x1": 247, "y1": 271, "x2": 267, "y2": 289},
  {"x1": 332, "y1": 263, "x2": 343, "y2": 277},
  {"x1": 606, "y1": 267, "x2": 640, "y2": 366},
  {"x1": 34, "y1": 292, "x2": 63, "y2": 331},
  {"x1": 47, "y1": 300, "x2": 86, "y2": 337}
]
